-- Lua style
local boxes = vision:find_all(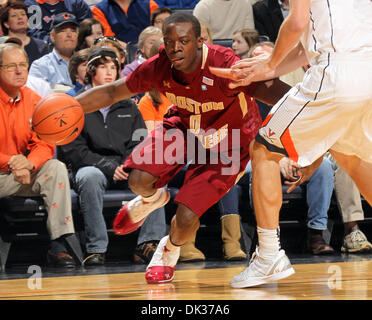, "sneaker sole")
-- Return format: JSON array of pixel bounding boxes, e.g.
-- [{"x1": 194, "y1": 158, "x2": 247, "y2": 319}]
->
[
  {"x1": 113, "y1": 191, "x2": 170, "y2": 235},
  {"x1": 230, "y1": 267, "x2": 295, "y2": 288},
  {"x1": 341, "y1": 245, "x2": 372, "y2": 253}
]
